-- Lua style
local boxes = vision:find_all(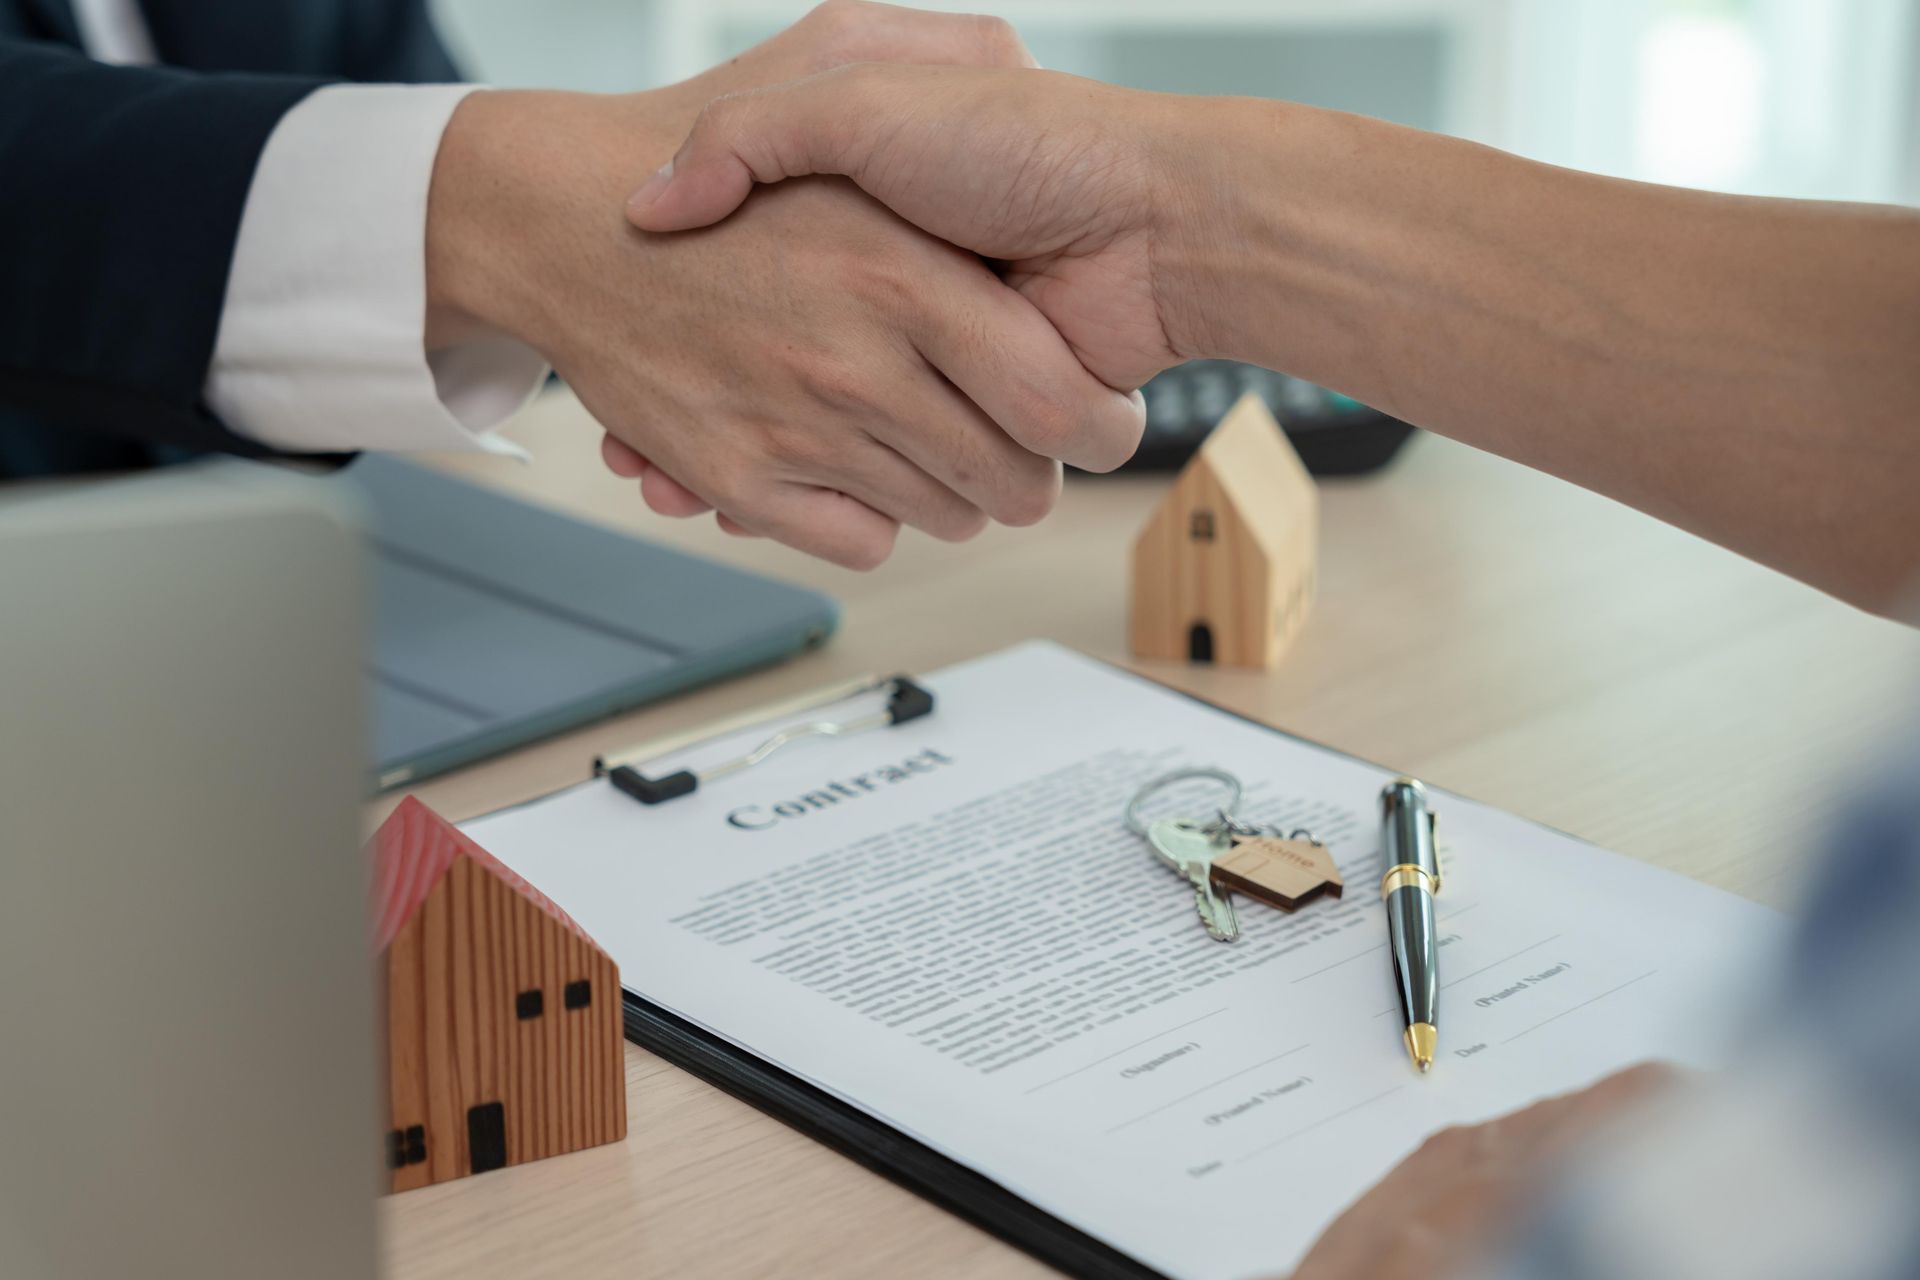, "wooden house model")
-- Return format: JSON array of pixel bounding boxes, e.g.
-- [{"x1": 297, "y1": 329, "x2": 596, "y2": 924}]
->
[
  {"x1": 1130, "y1": 392, "x2": 1318, "y2": 668},
  {"x1": 370, "y1": 796, "x2": 626, "y2": 1192}
]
